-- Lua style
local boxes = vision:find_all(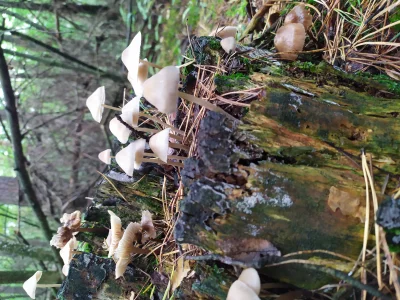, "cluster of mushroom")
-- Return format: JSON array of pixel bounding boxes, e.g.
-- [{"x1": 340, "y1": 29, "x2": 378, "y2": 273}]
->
[
  {"x1": 49, "y1": 211, "x2": 82, "y2": 276},
  {"x1": 210, "y1": 26, "x2": 238, "y2": 54},
  {"x1": 274, "y1": 3, "x2": 312, "y2": 60},
  {"x1": 86, "y1": 31, "x2": 237, "y2": 176},
  {"x1": 227, "y1": 268, "x2": 261, "y2": 300},
  {"x1": 104, "y1": 210, "x2": 156, "y2": 278}
]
